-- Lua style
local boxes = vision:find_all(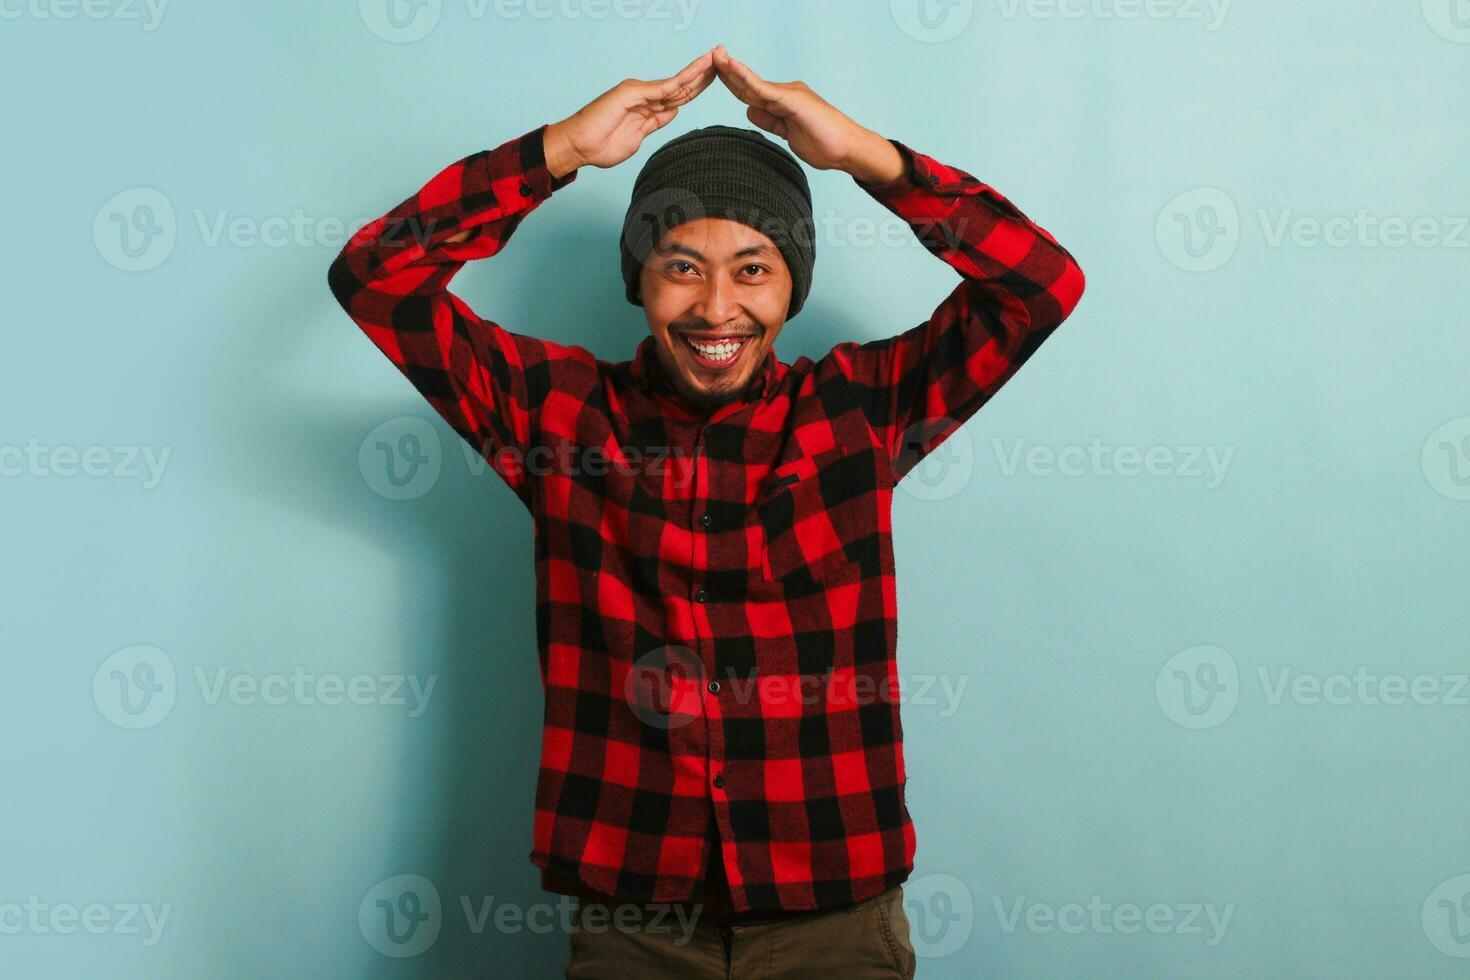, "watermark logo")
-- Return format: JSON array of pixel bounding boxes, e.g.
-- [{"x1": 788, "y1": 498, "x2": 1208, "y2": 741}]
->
[
  {"x1": 991, "y1": 894, "x2": 1234, "y2": 945},
  {"x1": 891, "y1": 0, "x2": 975, "y2": 42},
  {"x1": 904, "y1": 873, "x2": 974, "y2": 958},
  {"x1": 0, "y1": 439, "x2": 172, "y2": 487},
  {"x1": 359, "y1": 0, "x2": 442, "y2": 42},
  {"x1": 359, "y1": 416, "x2": 443, "y2": 501},
  {"x1": 93, "y1": 188, "x2": 176, "y2": 272},
  {"x1": 93, "y1": 645, "x2": 177, "y2": 730},
  {"x1": 360, "y1": 0, "x2": 699, "y2": 41},
  {"x1": 360, "y1": 874, "x2": 442, "y2": 957},
  {"x1": 193, "y1": 667, "x2": 438, "y2": 716},
  {"x1": 993, "y1": 437, "x2": 1233, "y2": 488},
  {"x1": 1156, "y1": 644, "x2": 1239, "y2": 730},
  {"x1": 0, "y1": 0, "x2": 168, "y2": 30},
  {"x1": 1156, "y1": 188, "x2": 1240, "y2": 272},
  {"x1": 1161, "y1": 188, "x2": 1468, "y2": 270},
  {"x1": 1158, "y1": 648, "x2": 1466, "y2": 726},
  {"x1": 1423, "y1": 0, "x2": 1470, "y2": 43},
  {"x1": 624, "y1": 644, "x2": 705, "y2": 730},
  {"x1": 1423, "y1": 416, "x2": 1470, "y2": 501},
  {"x1": 94, "y1": 644, "x2": 439, "y2": 727},
  {"x1": 1423, "y1": 873, "x2": 1470, "y2": 957},
  {"x1": 993, "y1": 0, "x2": 1231, "y2": 31},
  {"x1": 0, "y1": 897, "x2": 171, "y2": 946},
  {"x1": 896, "y1": 417, "x2": 975, "y2": 501},
  {"x1": 1258, "y1": 666, "x2": 1467, "y2": 708}
]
